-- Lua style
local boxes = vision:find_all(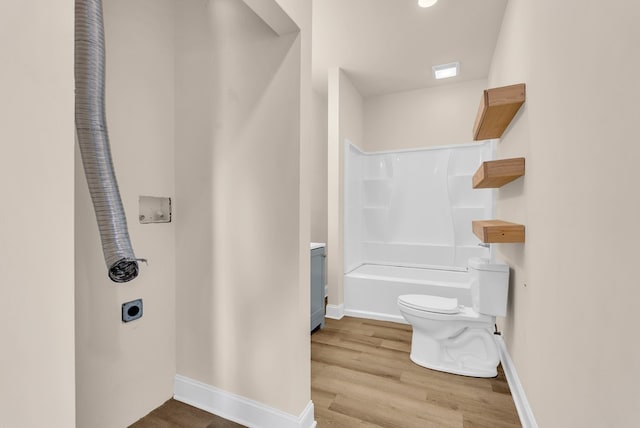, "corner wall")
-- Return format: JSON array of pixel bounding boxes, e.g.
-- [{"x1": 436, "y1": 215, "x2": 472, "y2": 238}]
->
[
  {"x1": 489, "y1": 1, "x2": 640, "y2": 426},
  {"x1": 311, "y1": 90, "x2": 328, "y2": 243},
  {"x1": 75, "y1": 1, "x2": 176, "y2": 426},
  {"x1": 327, "y1": 69, "x2": 363, "y2": 310},
  {"x1": 0, "y1": 1, "x2": 76, "y2": 427},
  {"x1": 175, "y1": 0, "x2": 310, "y2": 417}
]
